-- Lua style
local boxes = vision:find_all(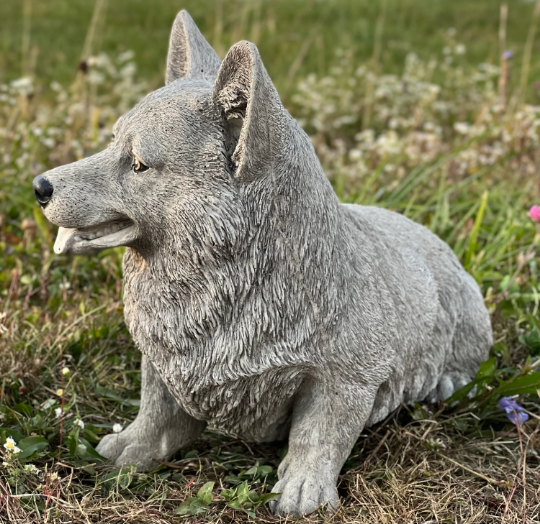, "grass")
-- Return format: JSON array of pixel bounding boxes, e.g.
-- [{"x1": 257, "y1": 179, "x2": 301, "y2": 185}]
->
[
  {"x1": 1, "y1": 0, "x2": 540, "y2": 101},
  {"x1": 1, "y1": 0, "x2": 540, "y2": 522}
]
